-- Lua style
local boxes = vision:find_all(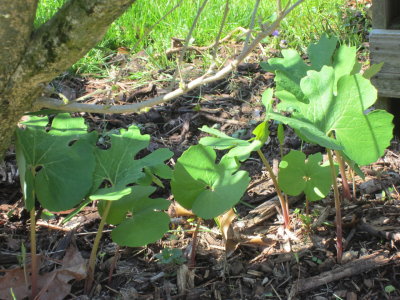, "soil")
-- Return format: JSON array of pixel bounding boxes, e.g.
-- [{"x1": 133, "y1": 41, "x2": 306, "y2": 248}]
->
[{"x1": 2, "y1": 2, "x2": 400, "y2": 300}]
